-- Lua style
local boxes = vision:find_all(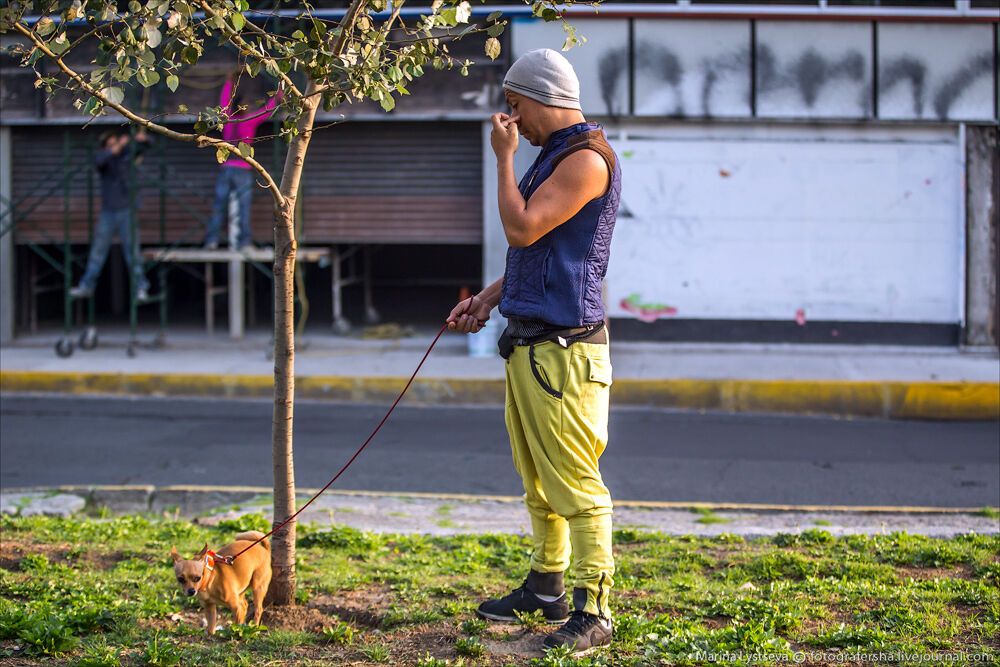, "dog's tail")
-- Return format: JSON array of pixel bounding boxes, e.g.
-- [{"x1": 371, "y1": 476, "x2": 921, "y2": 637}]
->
[{"x1": 235, "y1": 531, "x2": 270, "y2": 552}]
